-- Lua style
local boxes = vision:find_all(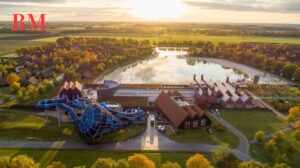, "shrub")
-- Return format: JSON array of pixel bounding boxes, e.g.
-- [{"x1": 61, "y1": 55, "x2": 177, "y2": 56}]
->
[{"x1": 265, "y1": 139, "x2": 277, "y2": 152}]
